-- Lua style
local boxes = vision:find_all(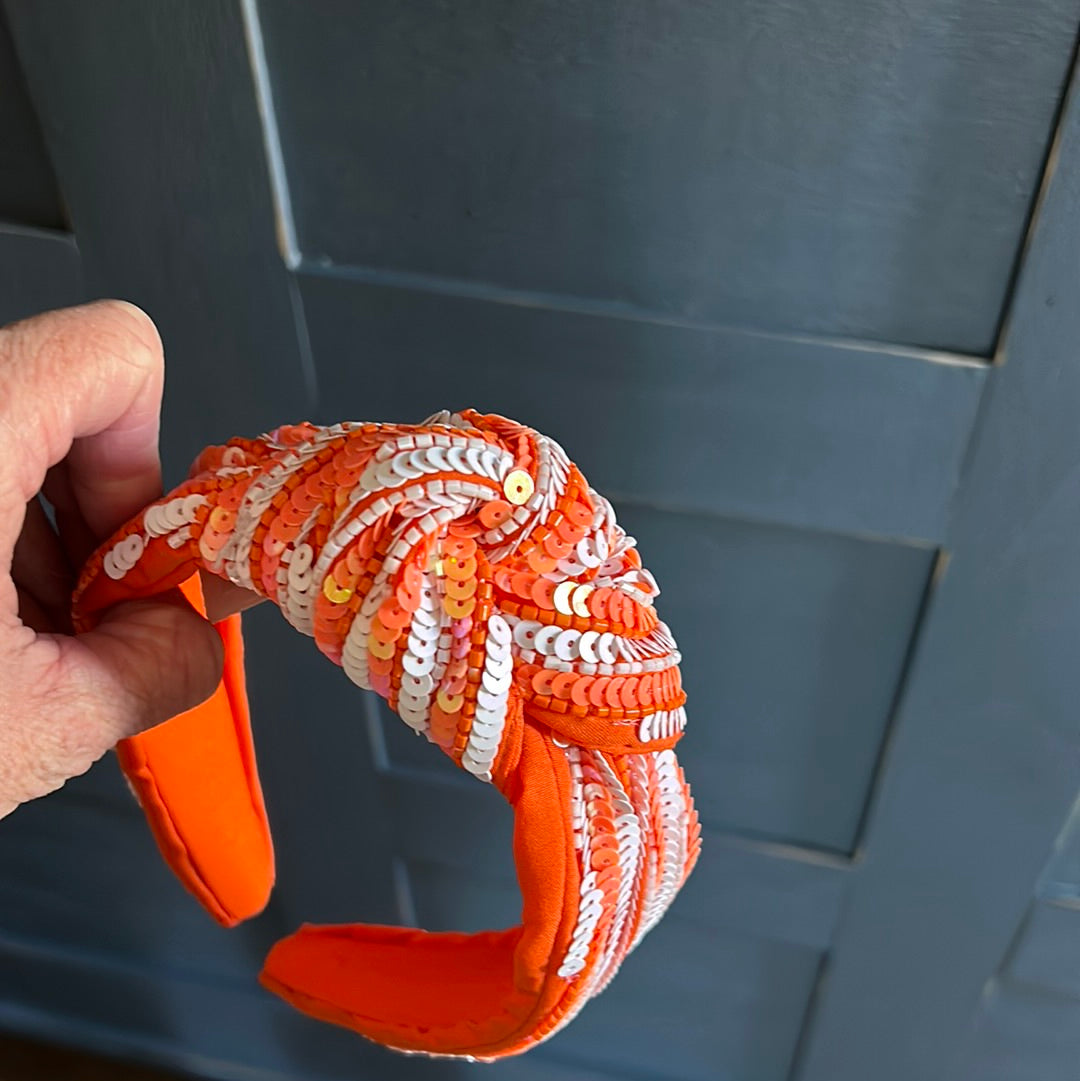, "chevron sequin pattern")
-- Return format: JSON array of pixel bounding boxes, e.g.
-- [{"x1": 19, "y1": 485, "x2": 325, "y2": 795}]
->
[{"x1": 79, "y1": 409, "x2": 700, "y2": 1050}]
